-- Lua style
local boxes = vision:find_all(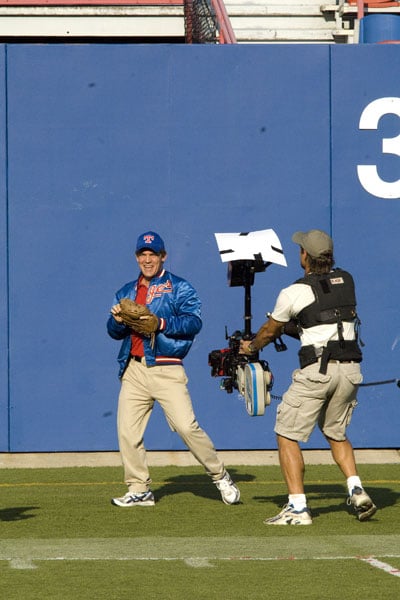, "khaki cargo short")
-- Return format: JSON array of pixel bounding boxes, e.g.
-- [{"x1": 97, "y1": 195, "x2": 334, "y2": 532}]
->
[{"x1": 274, "y1": 360, "x2": 362, "y2": 443}]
